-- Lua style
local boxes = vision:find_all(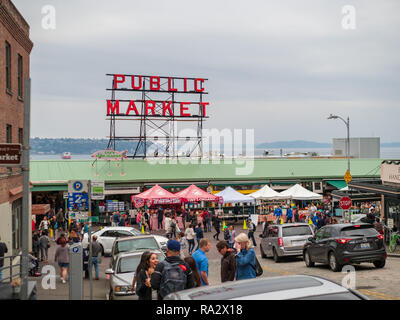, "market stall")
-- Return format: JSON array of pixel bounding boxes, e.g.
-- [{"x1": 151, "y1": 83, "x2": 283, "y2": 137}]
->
[
  {"x1": 175, "y1": 184, "x2": 223, "y2": 227},
  {"x1": 214, "y1": 187, "x2": 255, "y2": 222}
]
